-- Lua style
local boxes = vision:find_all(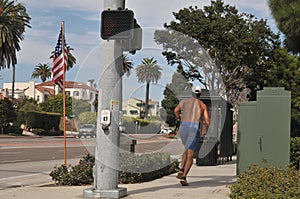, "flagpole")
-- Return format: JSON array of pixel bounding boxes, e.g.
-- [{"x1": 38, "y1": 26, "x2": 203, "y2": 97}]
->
[{"x1": 61, "y1": 21, "x2": 67, "y2": 166}]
